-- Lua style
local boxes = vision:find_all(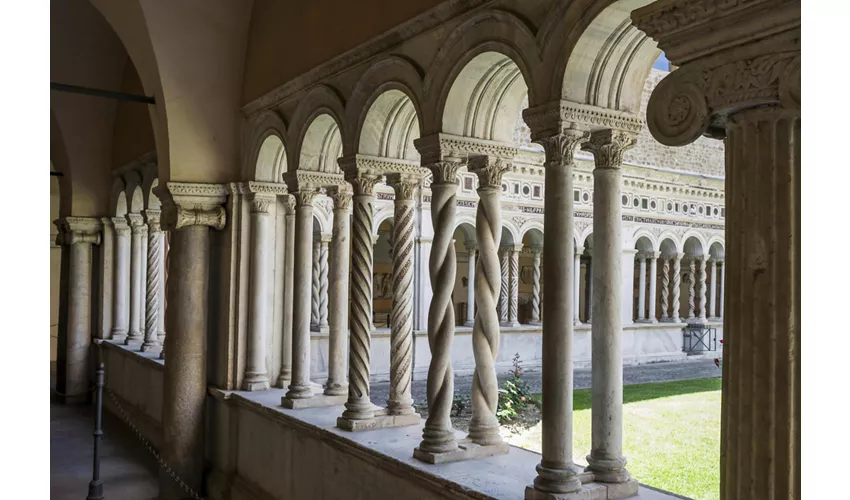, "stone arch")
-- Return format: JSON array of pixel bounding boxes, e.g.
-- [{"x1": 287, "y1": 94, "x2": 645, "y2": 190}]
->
[
  {"x1": 129, "y1": 185, "x2": 145, "y2": 214},
  {"x1": 455, "y1": 222, "x2": 477, "y2": 244},
  {"x1": 373, "y1": 204, "x2": 396, "y2": 238},
  {"x1": 580, "y1": 228, "x2": 594, "y2": 251},
  {"x1": 659, "y1": 237, "x2": 678, "y2": 258},
  {"x1": 682, "y1": 231, "x2": 708, "y2": 256},
  {"x1": 345, "y1": 56, "x2": 425, "y2": 157},
  {"x1": 455, "y1": 211, "x2": 477, "y2": 235},
  {"x1": 634, "y1": 235, "x2": 655, "y2": 254},
  {"x1": 521, "y1": 227, "x2": 544, "y2": 247},
  {"x1": 115, "y1": 189, "x2": 128, "y2": 218},
  {"x1": 243, "y1": 109, "x2": 289, "y2": 181},
  {"x1": 499, "y1": 226, "x2": 519, "y2": 247},
  {"x1": 356, "y1": 89, "x2": 420, "y2": 161},
  {"x1": 289, "y1": 85, "x2": 347, "y2": 172},
  {"x1": 631, "y1": 228, "x2": 658, "y2": 251},
  {"x1": 422, "y1": 10, "x2": 541, "y2": 136},
  {"x1": 709, "y1": 240, "x2": 726, "y2": 260},
  {"x1": 538, "y1": 0, "x2": 658, "y2": 110},
  {"x1": 311, "y1": 200, "x2": 331, "y2": 235}
]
